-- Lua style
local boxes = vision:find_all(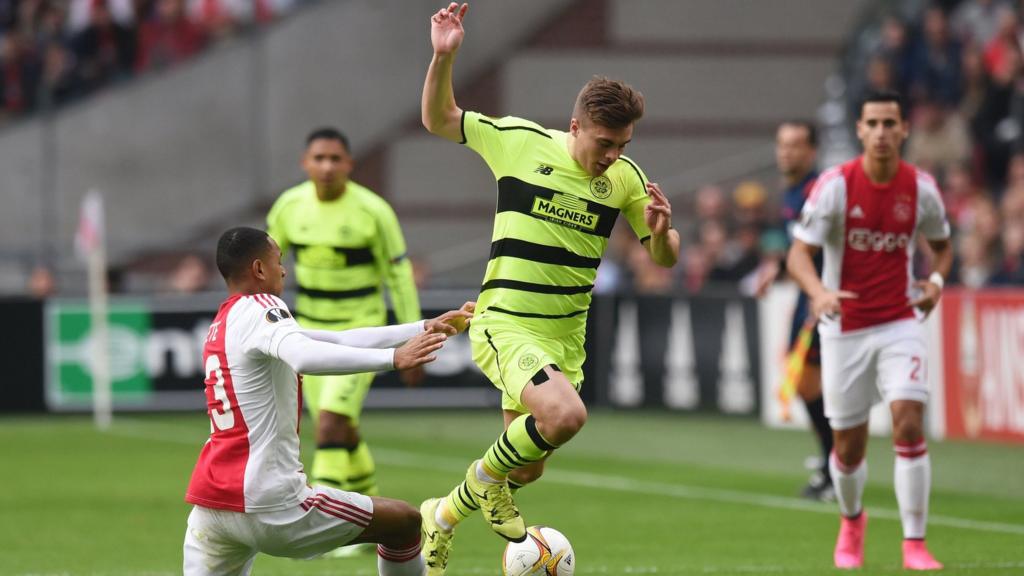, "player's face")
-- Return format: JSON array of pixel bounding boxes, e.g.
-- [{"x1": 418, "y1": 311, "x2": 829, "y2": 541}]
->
[
  {"x1": 857, "y1": 102, "x2": 908, "y2": 162},
  {"x1": 775, "y1": 124, "x2": 815, "y2": 179},
  {"x1": 570, "y1": 117, "x2": 633, "y2": 176},
  {"x1": 261, "y1": 238, "x2": 286, "y2": 296},
  {"x1": 302, "y1": 138, "x2": 353, "y2": 192}
]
